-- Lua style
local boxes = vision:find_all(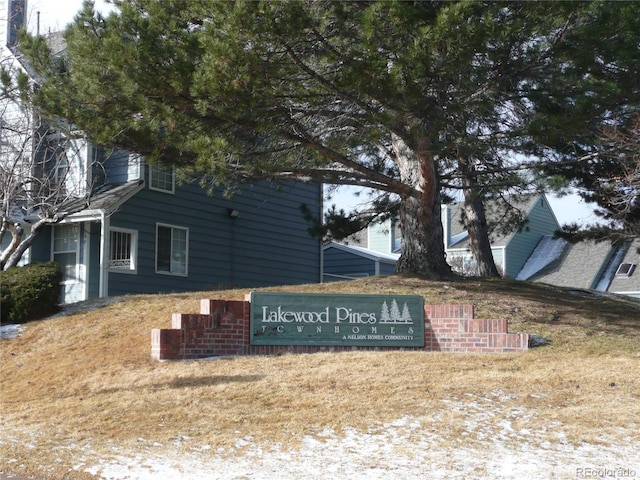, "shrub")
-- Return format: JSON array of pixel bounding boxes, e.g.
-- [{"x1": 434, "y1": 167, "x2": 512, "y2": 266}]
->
[{"x1": 0, "y1": 262, "x2": 62, "y2": 324}]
